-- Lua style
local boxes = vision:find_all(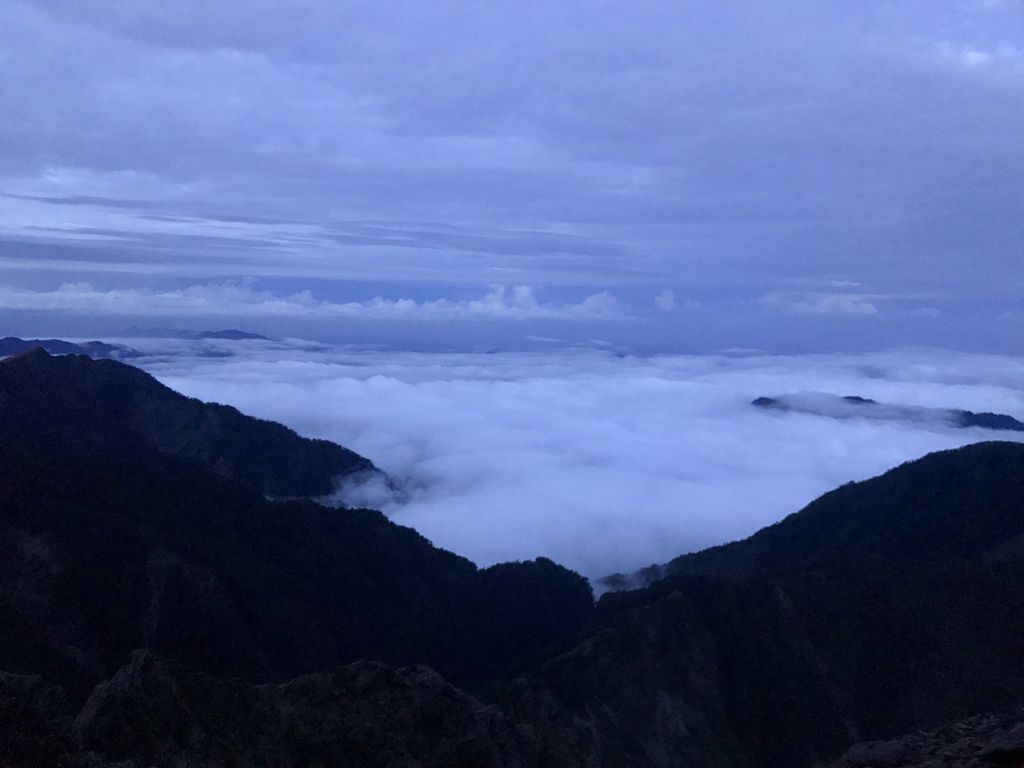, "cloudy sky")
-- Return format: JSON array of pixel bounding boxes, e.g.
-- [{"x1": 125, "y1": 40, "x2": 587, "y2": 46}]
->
[{"x1": 2, "y1": 0, "x2": 1022, "y2": 351}]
